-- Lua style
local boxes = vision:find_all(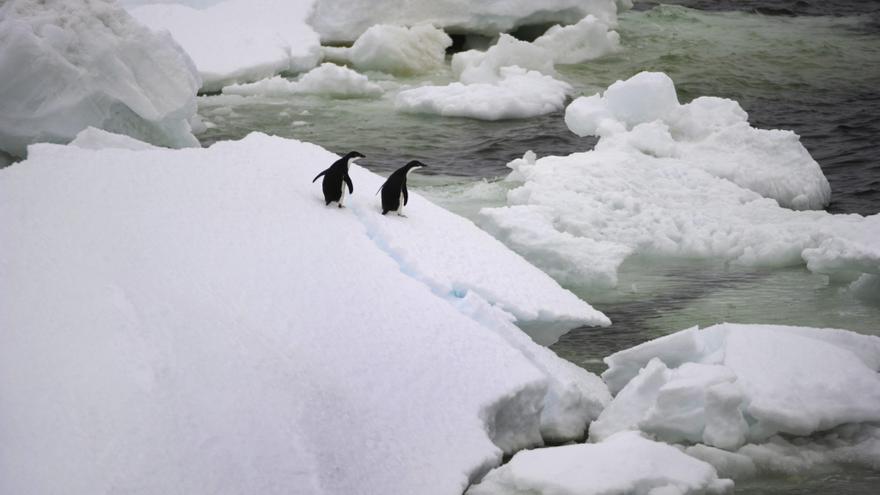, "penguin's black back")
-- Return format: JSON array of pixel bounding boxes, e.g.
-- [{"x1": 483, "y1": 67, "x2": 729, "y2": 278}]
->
[
  {"x1": 380, "y1": 167, "x2": 408, "y2": 214},
  {"x1": 315, "y1": 156, "x2": 353, "y2": 205}
]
